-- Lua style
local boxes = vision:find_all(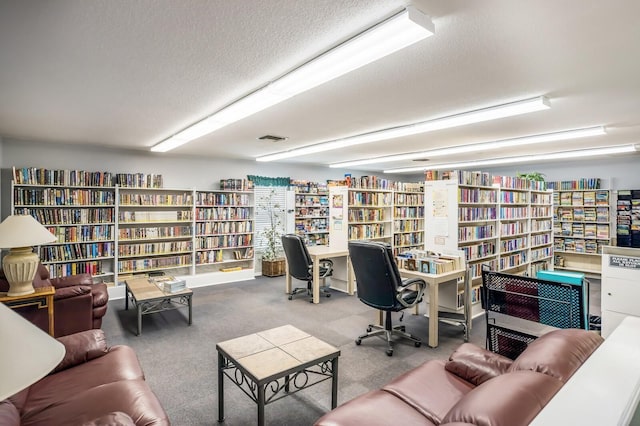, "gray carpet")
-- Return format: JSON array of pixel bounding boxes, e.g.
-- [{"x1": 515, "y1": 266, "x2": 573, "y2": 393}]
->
[
  {"x1": 101, "y1": 276, "x2": 601, "y2": 425},
  {"x1": 101, "y1": 276, "x2": 487, "y2": 425}
]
